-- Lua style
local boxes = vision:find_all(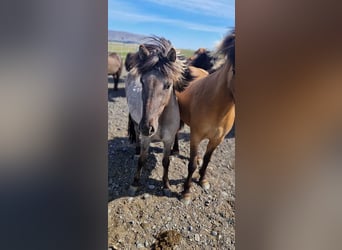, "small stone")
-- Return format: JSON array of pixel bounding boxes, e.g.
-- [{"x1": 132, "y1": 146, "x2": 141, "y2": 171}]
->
[
  {"x1": 211, "y1": 231, "x2": 218, "y2": 236},
  {"x1": 221, "y1": 191, "x2": 229, "y2": 197},
  {"x1": 205, "y1": 200, "x2": 210, "y2": 206},
  {"x1": 188, "y1": 226, "x2": 193, "y2": 231},
  {"x1": 136, "y1": 242, "x2": 144, "y2": 248},
  {"x1": 144, "y1": 240, "x2": 149, "y2": 247},
  {"x1": 194, "y1": 234, "x2": 200, "y2": 241},
  {"x1": 148, "y1": 184, "x2": 155, "y2": 190},
  {"x1": 141, "y1": 222, "x2": 149, "y2": 230},
  {"x1": 143, "y1": 193, "x2": 150, "y2": 199},
  {"x1": 127, "y1": 197, "x2": 134, "y2": 202}
]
